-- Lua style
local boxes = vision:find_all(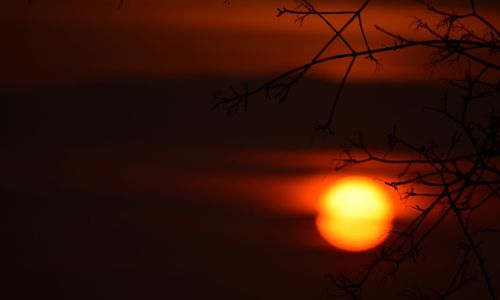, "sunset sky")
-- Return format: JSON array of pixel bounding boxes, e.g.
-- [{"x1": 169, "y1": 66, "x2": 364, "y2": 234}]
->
[{"x1": 3, "y1": 1, "x2": 500, "y2": 299}]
